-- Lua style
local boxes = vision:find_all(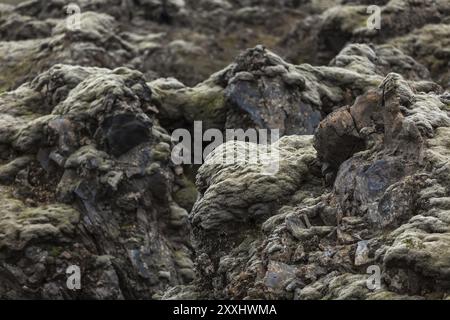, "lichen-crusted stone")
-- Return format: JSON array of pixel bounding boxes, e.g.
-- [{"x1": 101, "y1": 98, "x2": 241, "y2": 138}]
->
[
  {"x1": 0, "y1": 11, "x2": 135, "y2": 92},
  {"x1": 192, "y1": 135, "x2": 317, "y2": 233},
  {"x1": 152, "y1": 45, "x2": 394, "y2": 137},
  {"x1": 308, "y1": 73, "x2": 450, "y2": 298},
  {"x1": 0, "y1": 0, "x2": 327, "y2": 87},
  {"x1": 0, "y1": 186, "x2": 80, "y2": 251},
  {"x1": 283, "y1": 0, "x2": 450, "y2": 66},
  {"x1": 189, "y1": 135, "x2": 324, "y2": 298},
  {"x1": 1, "y1": 0, "x2": 450, "y2": 301},
  {"x1": 381, "y1": 127, "x2": 450, "y2": 295},
  {"x1": 389, "y1": 23, "x2": 450, "y2": 89},
  {"x1": 0, "y1": 12, "x2": 54, "y2": 40},
  {"x1": 176, "y1": 71, "x2": 450, "y2": 300},
  {"x1": 149, "y1": 76, "x2": 227, "y2": 132},
  {"x1": 0, "y1": 64, "x2": 194, "y2": 299},
  {"x1": 330, "y1": 43, "x2": 432, "y2": 81}
]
